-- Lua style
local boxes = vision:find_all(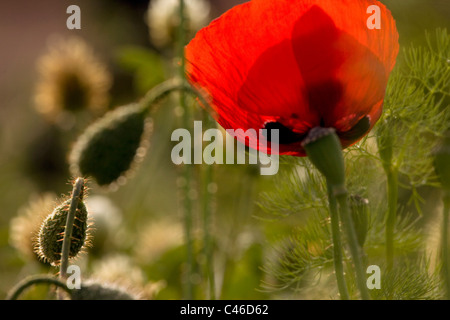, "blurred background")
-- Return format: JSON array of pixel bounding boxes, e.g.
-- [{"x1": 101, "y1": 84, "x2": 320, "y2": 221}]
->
[{"x1": 0, "y1": 0, "x2": 449, "y2": 299}]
